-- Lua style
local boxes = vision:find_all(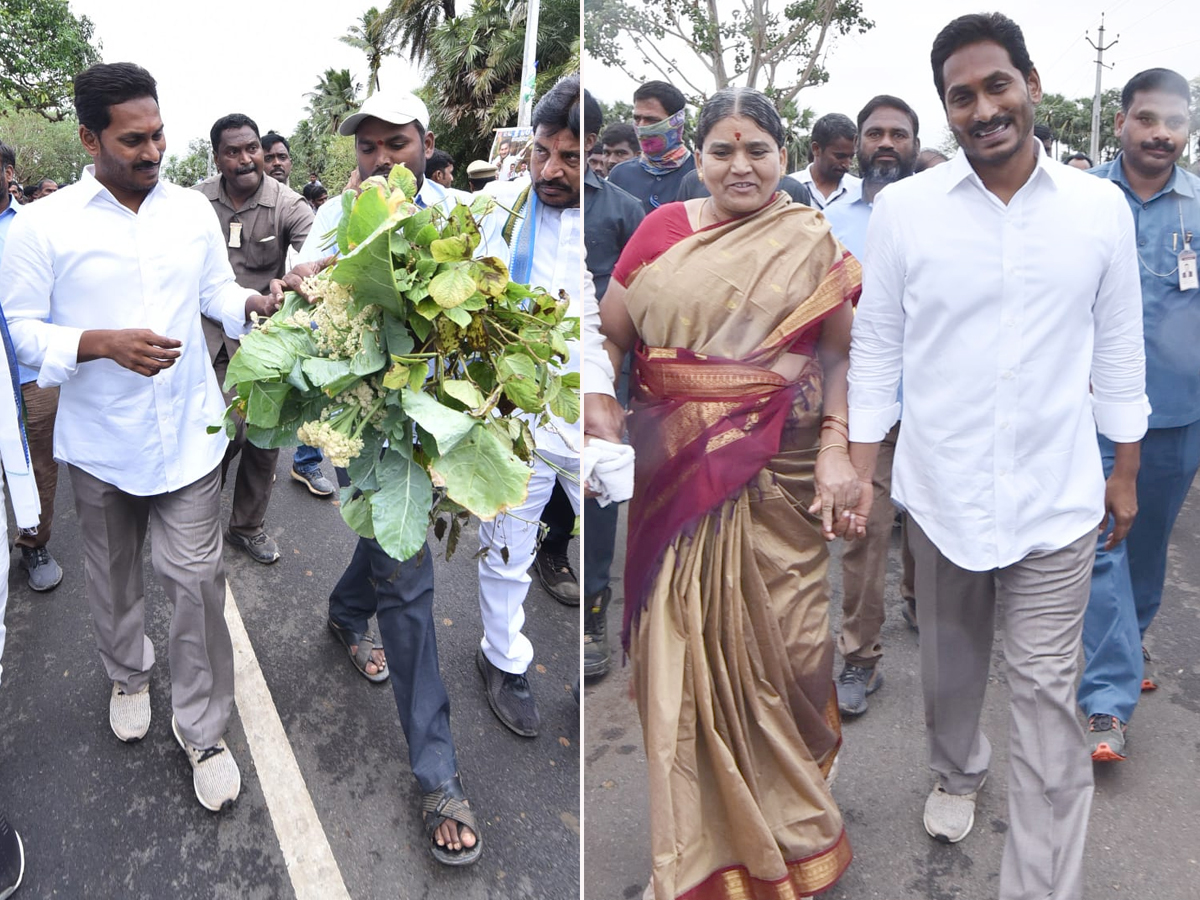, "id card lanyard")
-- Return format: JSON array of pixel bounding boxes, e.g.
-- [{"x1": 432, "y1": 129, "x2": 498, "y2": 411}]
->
[{"x1": 1177, "y1": 204, "x2": 1197, "y2": 291}]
